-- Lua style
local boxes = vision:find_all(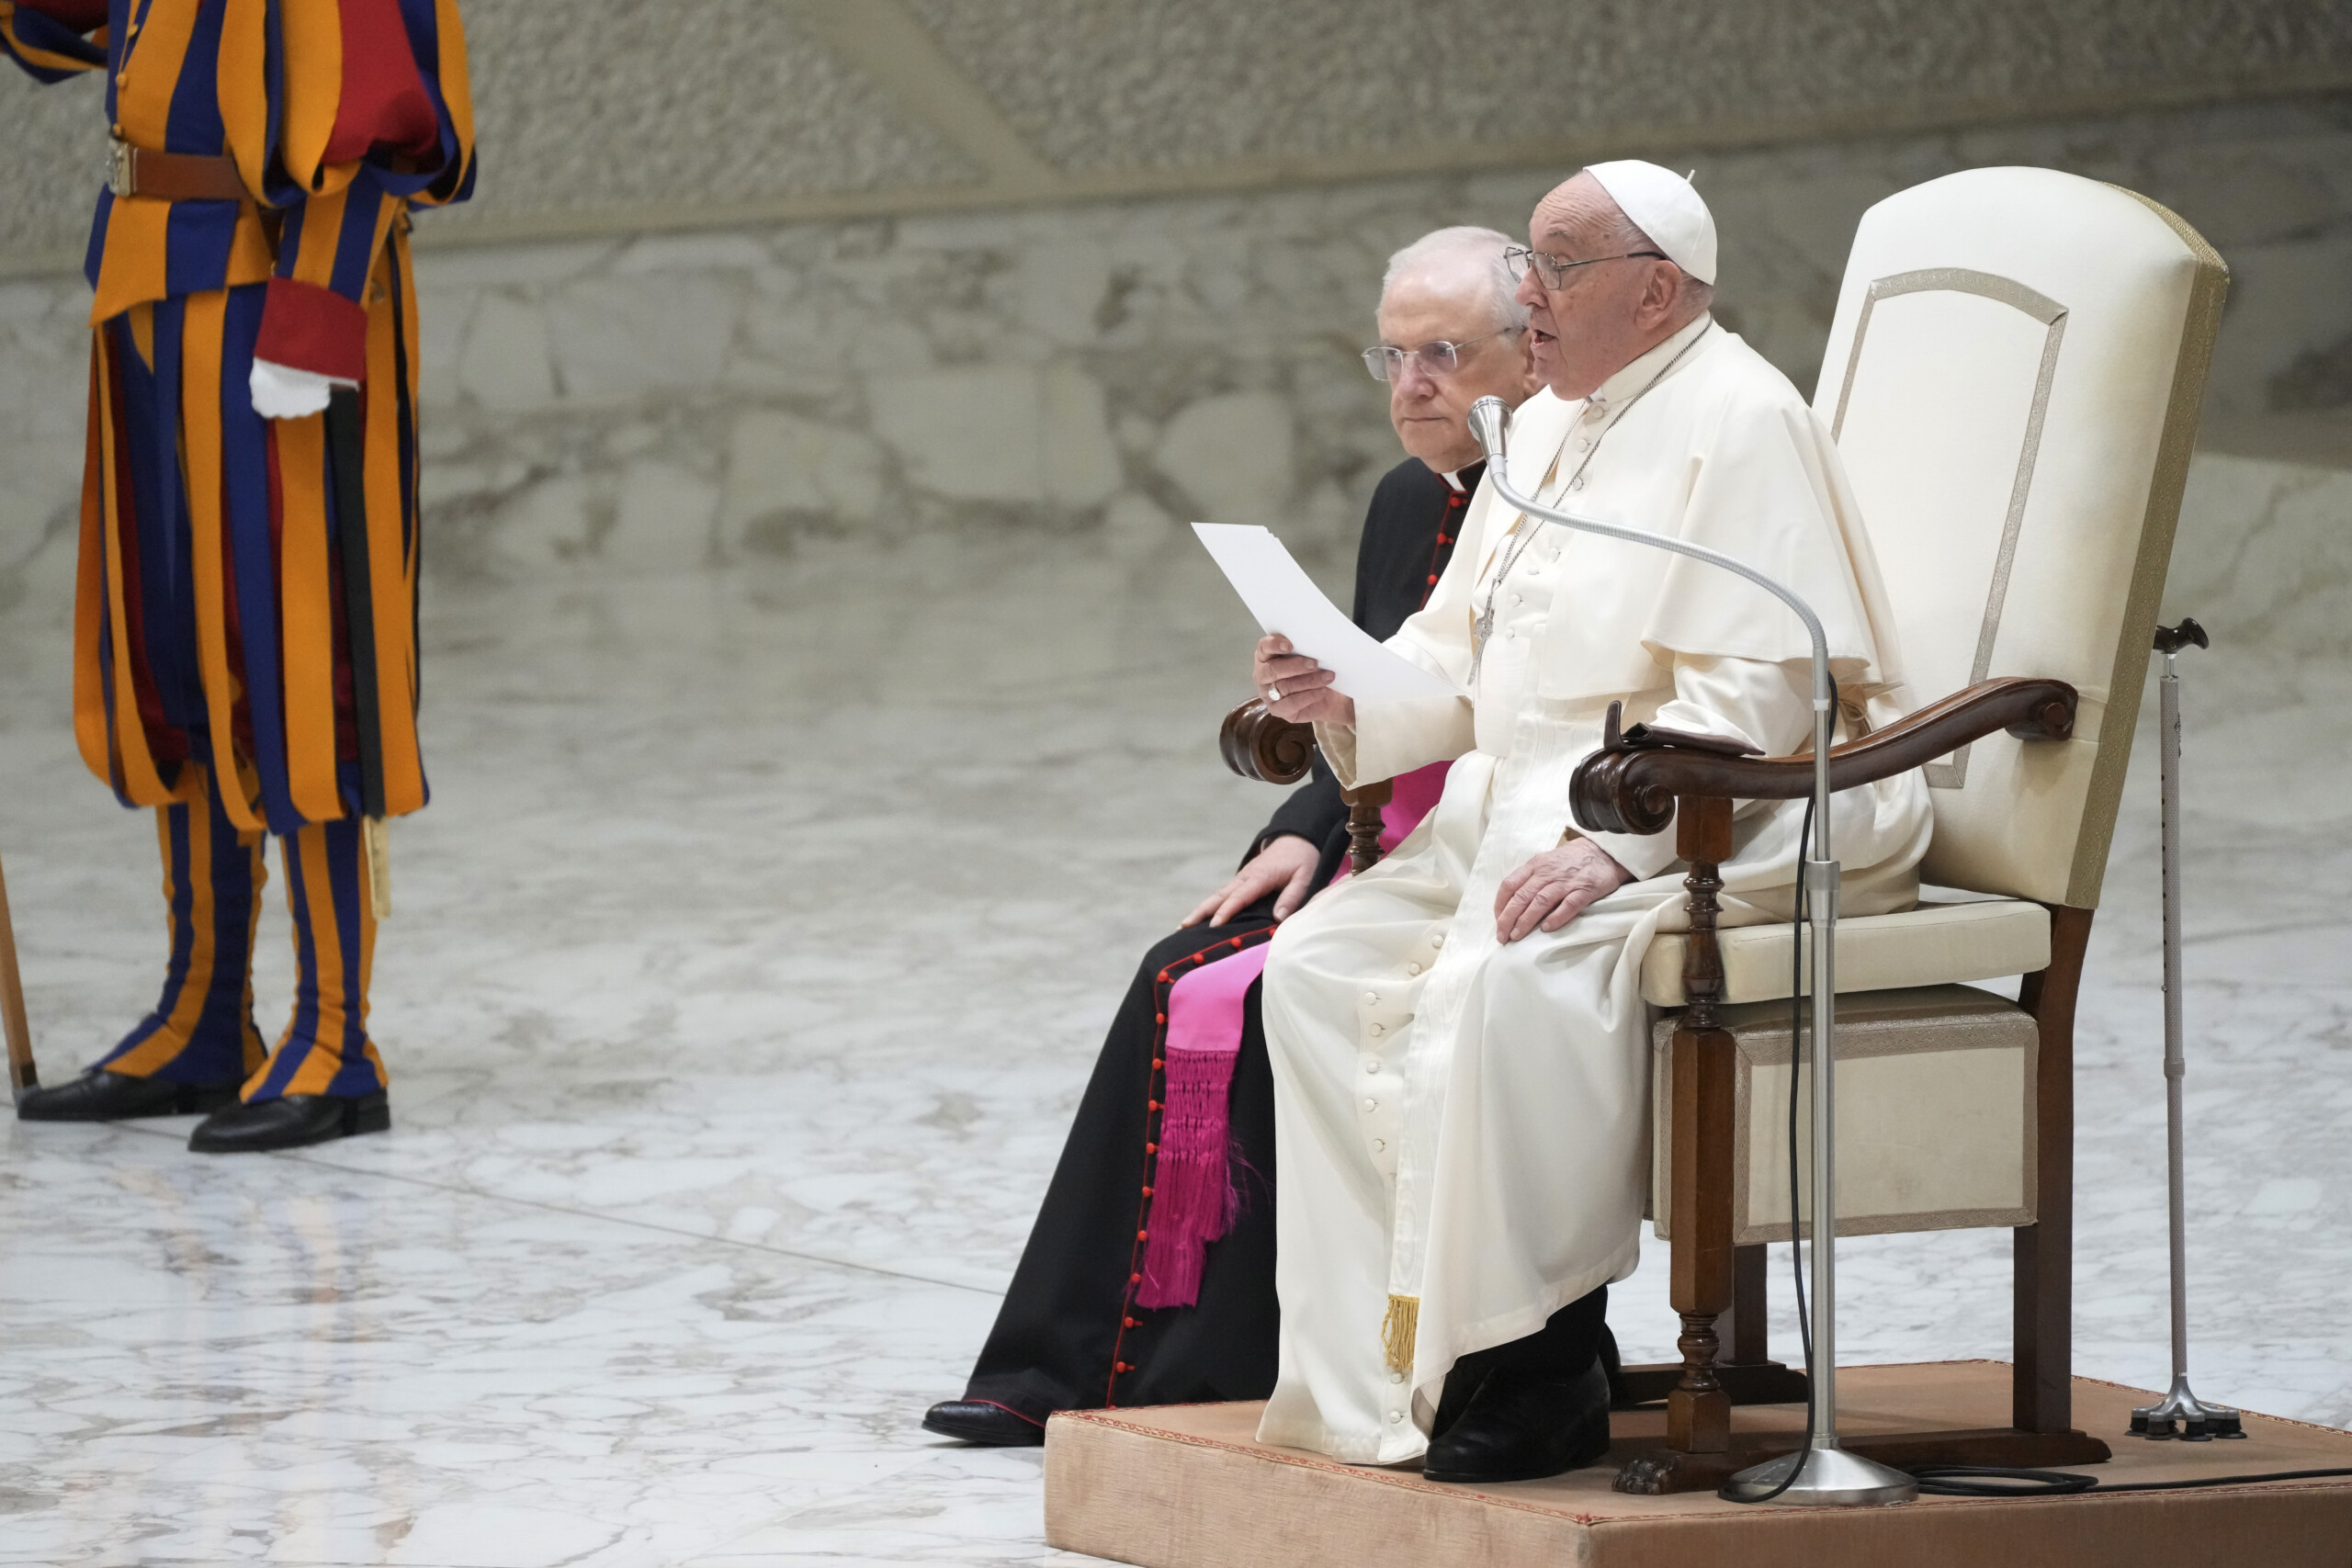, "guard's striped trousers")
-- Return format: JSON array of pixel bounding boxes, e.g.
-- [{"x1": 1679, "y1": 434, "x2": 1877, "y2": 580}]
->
[{"x1": 96, "y1": 762, "x2": 385, "y2": 1102}]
